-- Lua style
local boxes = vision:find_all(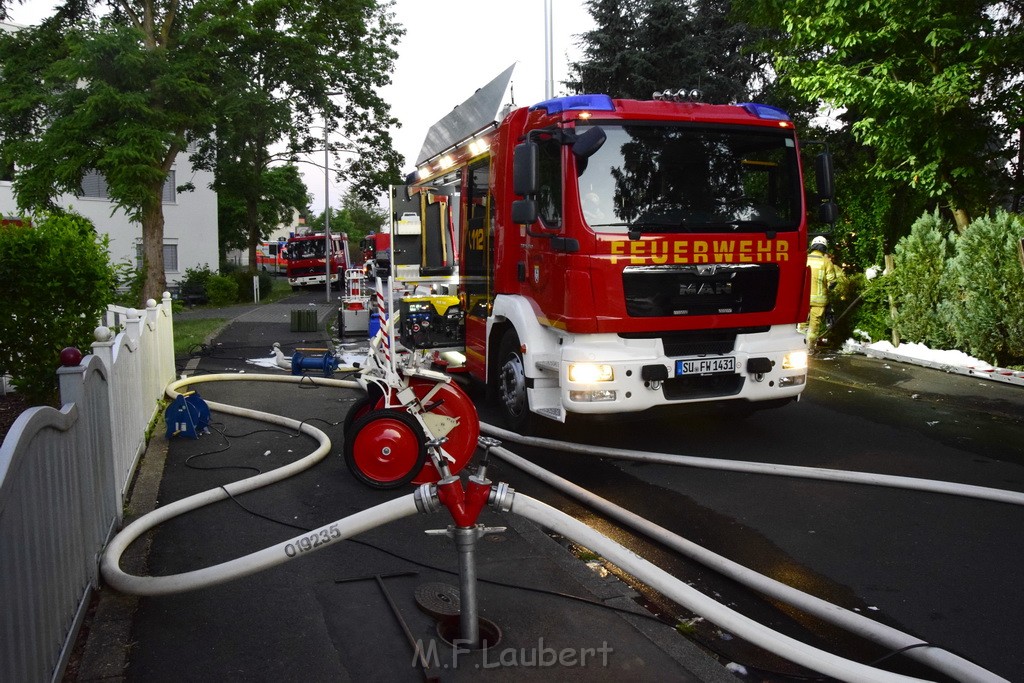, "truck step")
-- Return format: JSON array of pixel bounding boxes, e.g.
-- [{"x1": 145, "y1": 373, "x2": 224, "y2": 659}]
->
[
  {"x1": 534, "y1": 357, "x2": 560, "y2": 373},
  {"x1": 536, "y1": 407, "x2": 565, "y2": 422}
]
